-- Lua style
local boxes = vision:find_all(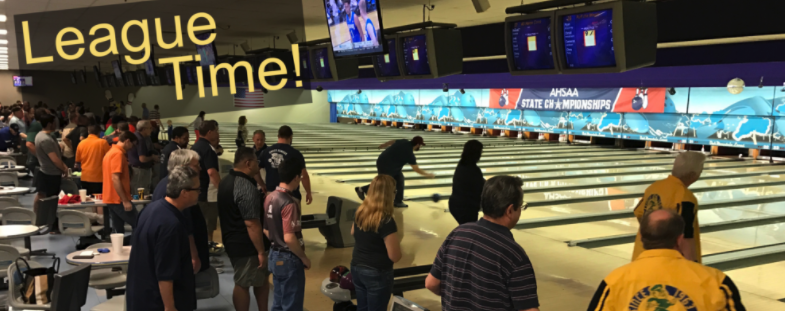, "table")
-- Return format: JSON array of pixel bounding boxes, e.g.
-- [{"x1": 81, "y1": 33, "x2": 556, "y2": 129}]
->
[
  {"x1": 0, "y1": 225, "x2": 42, "y2": 256},
  {"x1": 0, "y1": 187, "x2": 30, "y2": 196},
  {"x1": 59, "y1": 200, "x2": 151, "y2": 240},
  {"x1": 66, "y1": 246, "x2": 131, "y2": 266}
]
